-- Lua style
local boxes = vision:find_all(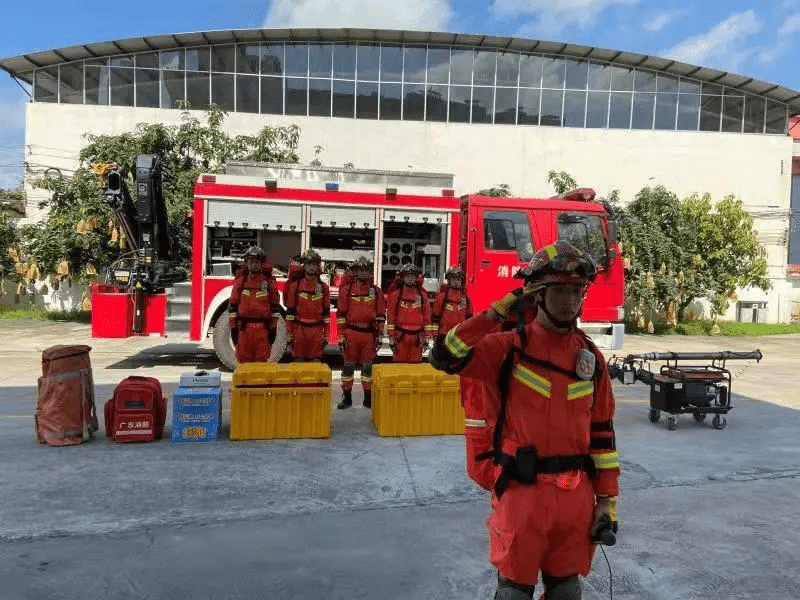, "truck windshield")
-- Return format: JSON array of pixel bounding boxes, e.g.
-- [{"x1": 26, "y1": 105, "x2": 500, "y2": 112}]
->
[
  {"x1": 483, "y1": 210, "x2": 534, "y2": 261},
  {"x1": 557, "y1": 213, "x2": 608, "y2": 267}
]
